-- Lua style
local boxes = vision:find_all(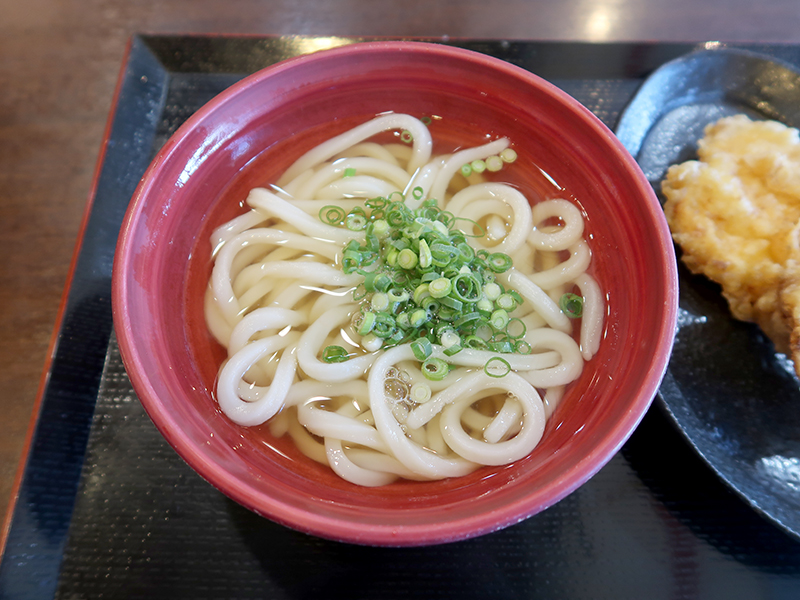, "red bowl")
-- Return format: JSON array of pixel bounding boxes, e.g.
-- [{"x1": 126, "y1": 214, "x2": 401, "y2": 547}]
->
[{"x1": 112, "y1": 41, "x2": 678, "y2": 546}]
